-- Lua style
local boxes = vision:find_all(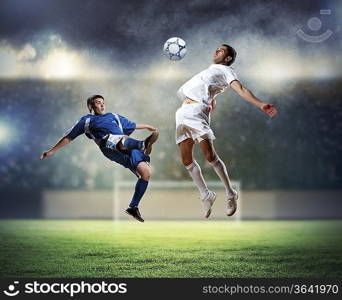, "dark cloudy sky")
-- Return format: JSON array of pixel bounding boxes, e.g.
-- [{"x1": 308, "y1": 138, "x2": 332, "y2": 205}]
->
[
  {"x1": 1, "y1": 0, "x2": 341, "y2": 65},
  {"x1": 0, "y1": 0, "x2": 341, "y2": 192}
]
